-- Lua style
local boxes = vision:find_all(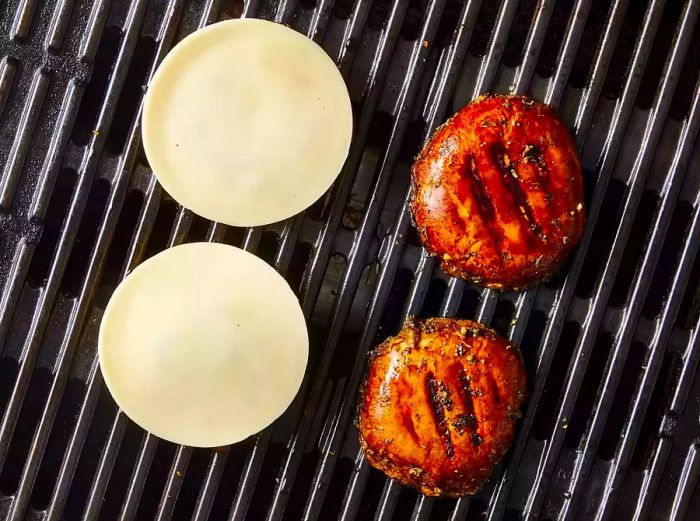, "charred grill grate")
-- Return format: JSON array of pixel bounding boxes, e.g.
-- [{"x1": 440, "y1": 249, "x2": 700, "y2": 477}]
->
[{"x1": 0, "y1": 0, "x2": 699, "y2": 520}]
